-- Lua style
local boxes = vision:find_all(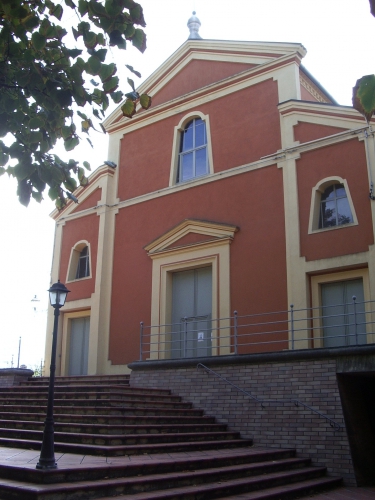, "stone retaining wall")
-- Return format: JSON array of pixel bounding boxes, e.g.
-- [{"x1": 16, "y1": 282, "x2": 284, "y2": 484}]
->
[{"x1": 129, "y1": 347, "x2": 375, "y2": 486}]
